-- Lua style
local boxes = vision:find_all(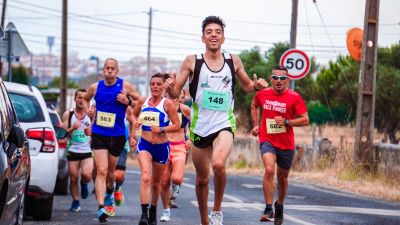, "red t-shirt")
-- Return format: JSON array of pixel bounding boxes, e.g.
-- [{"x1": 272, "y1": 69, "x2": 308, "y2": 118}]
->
[{"x1": 253, "y1": 88, "x2": 307, "y2": 150}]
